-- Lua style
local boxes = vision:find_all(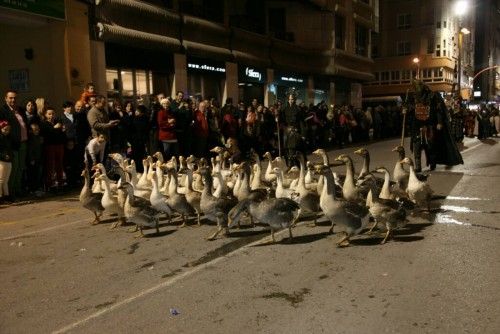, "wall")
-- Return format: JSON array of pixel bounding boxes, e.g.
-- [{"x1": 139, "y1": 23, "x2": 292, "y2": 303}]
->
[{"x1": 0, "y1": 0, "x2": 92, "y2": 112}]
